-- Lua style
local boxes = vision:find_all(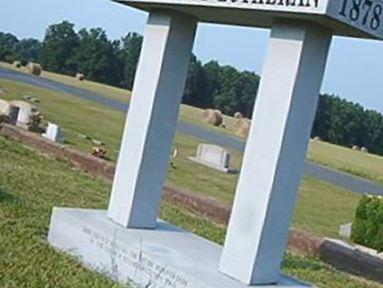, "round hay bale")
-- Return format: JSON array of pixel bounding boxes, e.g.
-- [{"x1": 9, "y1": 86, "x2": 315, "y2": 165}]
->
[
  {"x1": 361, "y1": 147, "x2": 368, "y2": 153},
  {"x1": 313, "y1": 136, "x2": 321, "y2": 141},
  {"x1": 352, "y1": 145, "x2": 360, "y2": 151},
  {"x1": 235, "y1": 118, "x2": 251, "y2": 138},
  {"x1": 26, "y1": 62, "x2": 42, "y2": 76},
  {"x1": 13, "y1": 61, "x2": 22, "y2": 68},
  {"x1": 76, "y1": 73, "x2": 85, "y2": 81},
  {"x1": 234, "y1": 112, "x2": 244, "y2": 119},
  {"x1": 203, "y1": 109, "x2": 223, "y2": 126}
]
